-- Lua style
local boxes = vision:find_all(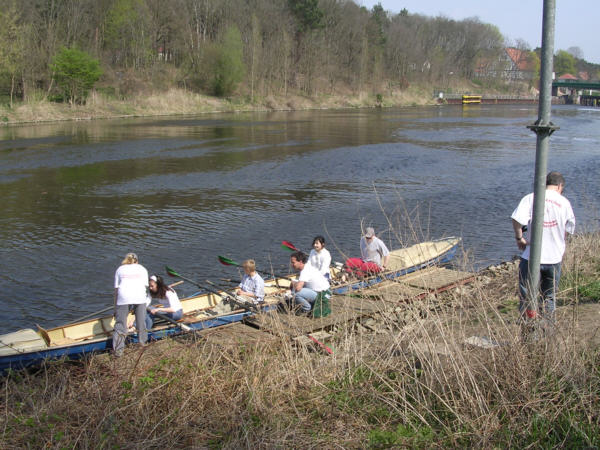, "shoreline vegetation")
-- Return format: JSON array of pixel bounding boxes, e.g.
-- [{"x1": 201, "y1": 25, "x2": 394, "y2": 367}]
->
[
  {"x1": 0, "y1": 83, "x2": 446, "y2": 126},
  {"x1": 1, "y1": 232, "x2": 599, "y2": 448},
  {"x1": 0, "y1": 82, "x2": 537, "y2": 127}
]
